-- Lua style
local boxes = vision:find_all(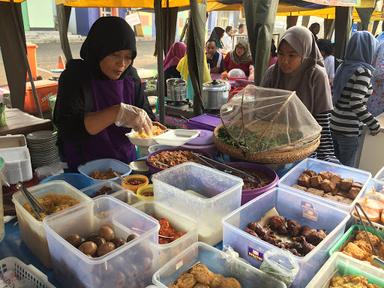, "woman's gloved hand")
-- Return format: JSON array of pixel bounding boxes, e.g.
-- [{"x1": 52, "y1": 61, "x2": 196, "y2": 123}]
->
[{"x1": 115, "y1": 103, "x2": 153, "y2": 135}]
